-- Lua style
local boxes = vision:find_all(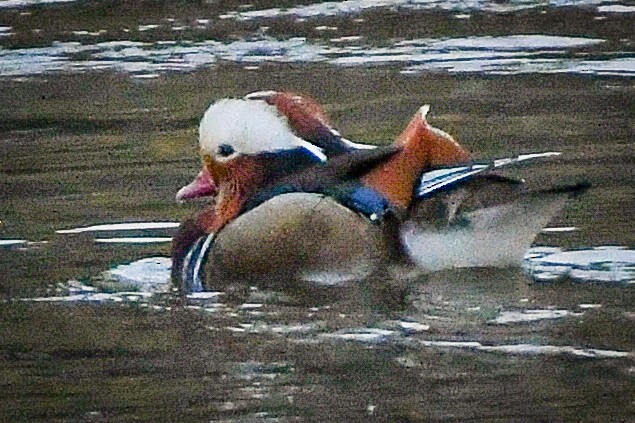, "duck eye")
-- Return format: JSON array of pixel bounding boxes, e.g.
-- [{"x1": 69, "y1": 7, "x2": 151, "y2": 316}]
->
[{"x1": 217, "y1": 144, "x2": 235, "y2": 157}]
